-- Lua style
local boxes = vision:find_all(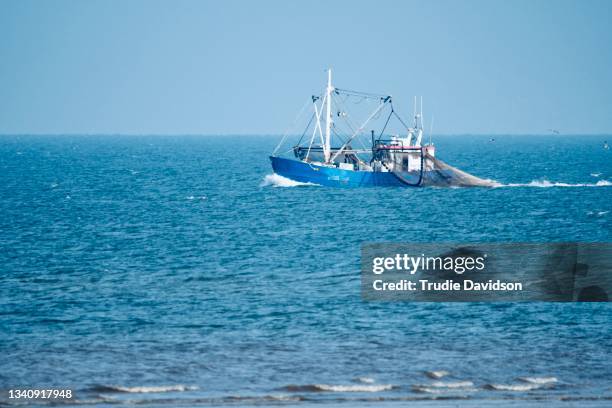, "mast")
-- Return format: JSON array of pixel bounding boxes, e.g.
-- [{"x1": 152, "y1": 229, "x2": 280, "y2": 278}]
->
[
  {"x1": 324, "y1": 68, "x2": 333, "y2": 162},
  {"x1": 415, "y1": 96, "x2": 424, "y2": 146}
]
